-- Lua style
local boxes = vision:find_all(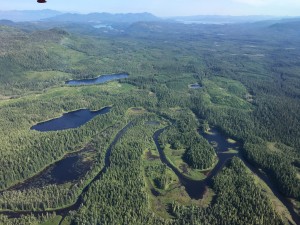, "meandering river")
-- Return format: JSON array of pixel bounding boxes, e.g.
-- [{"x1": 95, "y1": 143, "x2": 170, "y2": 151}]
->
[
  {"x1": 153, "y1": 126, "x2": 299, "y2": 225},
  {"x1": 153, "y1": 127, "x2": 238, "y2": 199},
  {"x1": 1, "y1": 123, "x2": 298, "y2": 224}
]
